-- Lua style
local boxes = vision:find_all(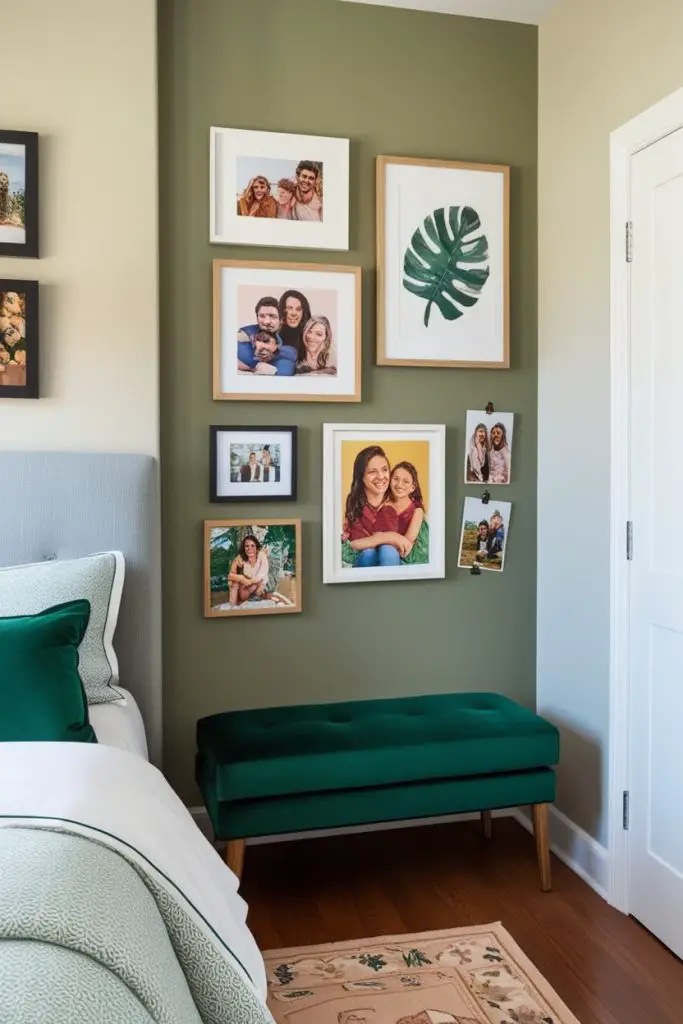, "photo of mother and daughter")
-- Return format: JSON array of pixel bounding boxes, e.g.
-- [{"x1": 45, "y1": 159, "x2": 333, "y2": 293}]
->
[{"x1": 341, "y1": 445, "x2": 430, "y2": 569}]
